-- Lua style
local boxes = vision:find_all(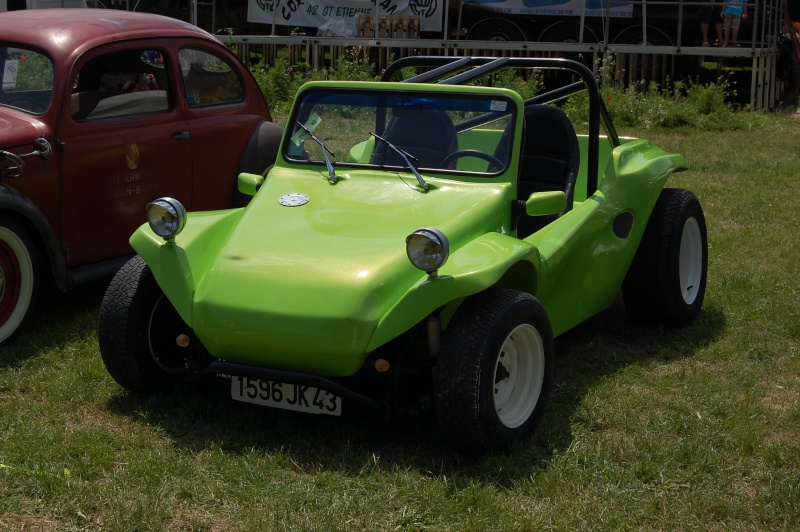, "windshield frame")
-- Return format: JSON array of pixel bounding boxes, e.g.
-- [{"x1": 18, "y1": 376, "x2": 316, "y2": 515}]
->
[{"x1": 283, "y1": 84, "x2": 521, "y2": 178}]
